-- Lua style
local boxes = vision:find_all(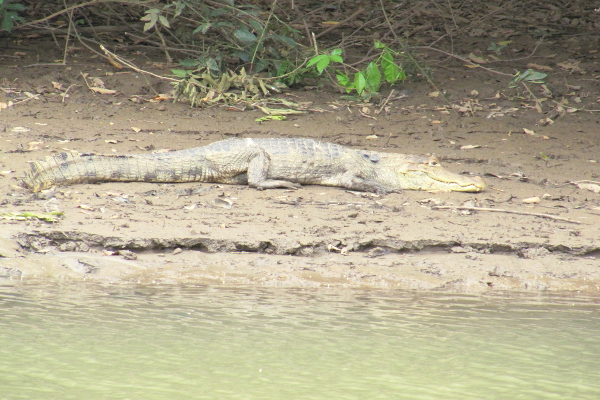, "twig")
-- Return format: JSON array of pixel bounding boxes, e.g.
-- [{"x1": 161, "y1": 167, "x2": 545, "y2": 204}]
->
[
  {"x1": 432, "y1": 205, "x2": 583, "y2": 224},
  {"x1": 315, "y1": 8, "x2": 365, "y2": 39},
  {"x1": 375, "y1": 89, "x2": 394, "y2": 115},
  {"x1": 414, "y1": 46, "x2": 514, "y2": 77},
  {"x1": 15, "y1": 0, "x2": 156, "y2": 30},
  {"x1": 99, "y1": 45, "x2": 179, "y2": 82}
]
